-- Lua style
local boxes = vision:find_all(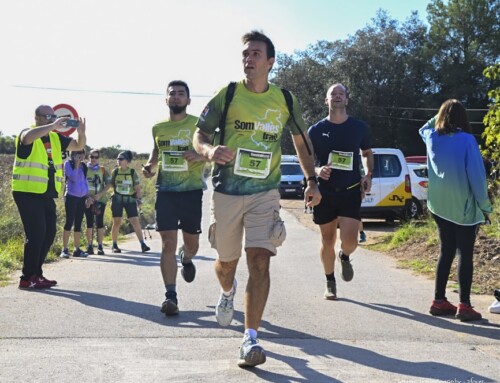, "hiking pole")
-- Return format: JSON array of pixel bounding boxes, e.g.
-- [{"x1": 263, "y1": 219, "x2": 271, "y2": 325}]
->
[
  {"x1": 139, "y1": 209, "x2": 152, "y2": 240},
  {"x1": 92, "y1": 174, "x2": 99, "y2": 252}
]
